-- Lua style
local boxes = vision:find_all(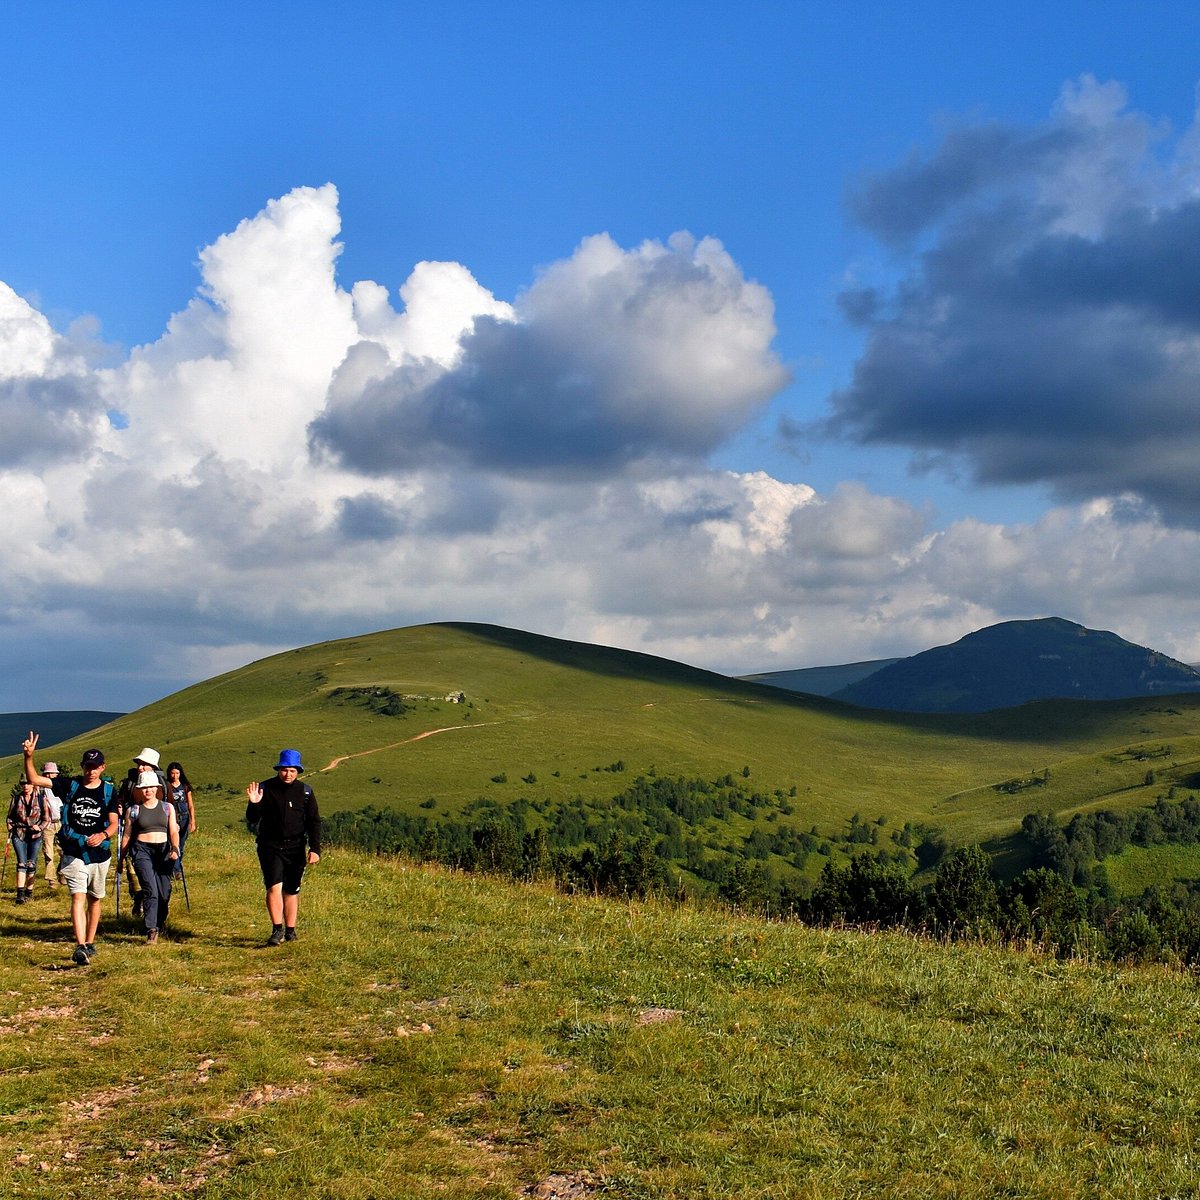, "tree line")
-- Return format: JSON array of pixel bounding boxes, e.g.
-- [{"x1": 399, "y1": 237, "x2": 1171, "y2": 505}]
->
[{"x1": 323, "y1": 774, "x2": 1200, "y2": 966}]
